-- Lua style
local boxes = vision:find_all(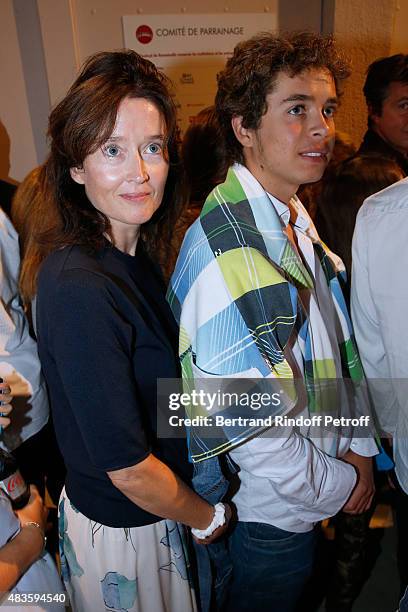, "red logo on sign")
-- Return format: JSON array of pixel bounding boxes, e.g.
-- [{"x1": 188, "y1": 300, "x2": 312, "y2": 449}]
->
[{"x1": 136, "y1": 25, "x2": 153, "y2": 45}]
